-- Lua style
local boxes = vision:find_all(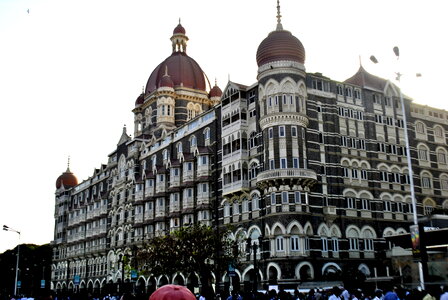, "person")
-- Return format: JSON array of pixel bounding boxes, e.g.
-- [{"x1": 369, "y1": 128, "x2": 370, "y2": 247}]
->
[
  {"x1": 341, "y1": 288, "x2": 350, "y2": 300},
  {"x1": 328, "y1": 287, "x2": 341, "y2": 300},
  {"x1": 440, "y1": 286, "x2": 448, "y2": 300},
  {"x1": 383, "y1": 291, "x2": 398, "y2": 300},
  {"x1": 226, "y1": 290, "x2": 241, "y2": 300},
  {"x1": 373, "y1": 290, "x2": 383, "y2": 300}
]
